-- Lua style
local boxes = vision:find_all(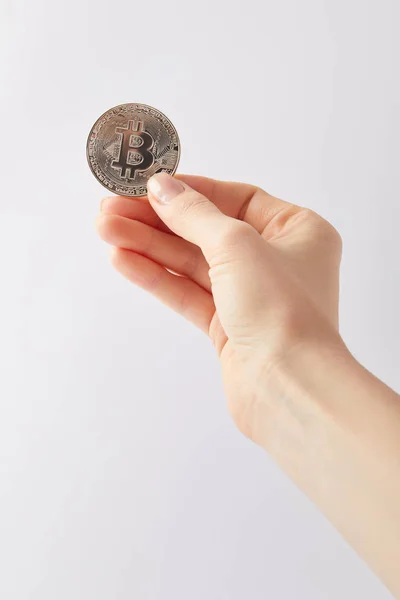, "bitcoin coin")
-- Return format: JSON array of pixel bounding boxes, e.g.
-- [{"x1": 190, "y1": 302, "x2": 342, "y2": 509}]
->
[{"x1": 86, "y1": 103, "x2": 181, "y2": 197}]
